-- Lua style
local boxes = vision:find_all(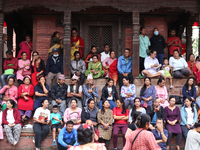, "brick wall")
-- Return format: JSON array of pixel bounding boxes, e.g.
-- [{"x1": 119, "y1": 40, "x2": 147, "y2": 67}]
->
[{"x1": 34, "y1": 17, "x2": 64, "y2": 63}]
